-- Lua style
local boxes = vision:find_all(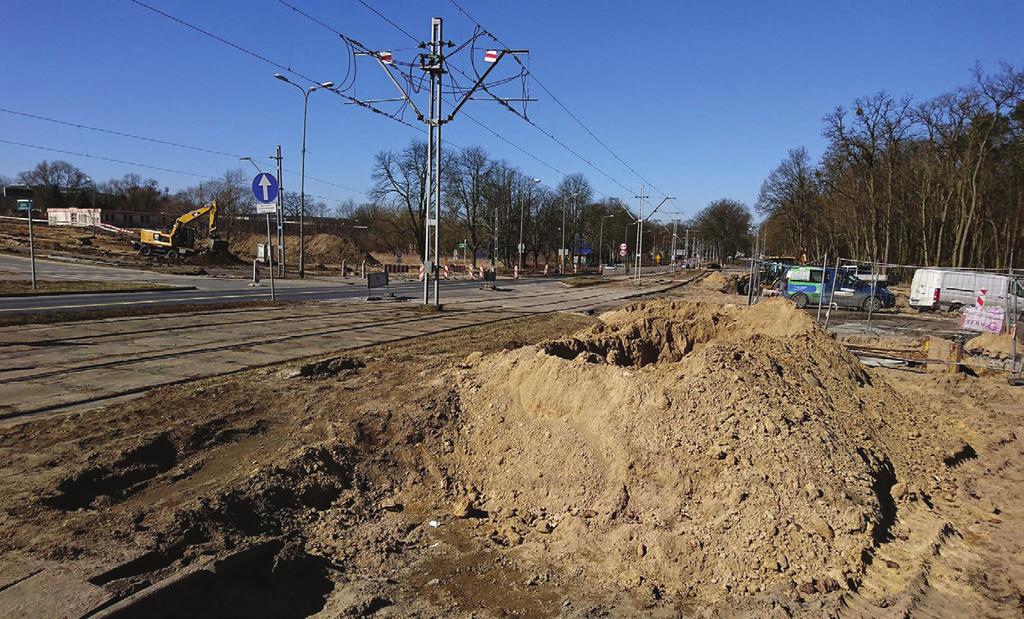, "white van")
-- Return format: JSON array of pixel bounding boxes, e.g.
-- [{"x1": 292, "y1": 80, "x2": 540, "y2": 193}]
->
[{"x1": 909, "y1": 268, "x2": 1024, "y2": 314}]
